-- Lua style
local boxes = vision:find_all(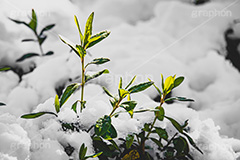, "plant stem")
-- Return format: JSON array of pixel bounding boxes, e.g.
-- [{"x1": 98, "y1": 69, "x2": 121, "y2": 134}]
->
[
  {"x1": 81, "y1": 57, "x2": 85, "y2": 110},
  {"x1": 34, "y1": 31, "x2": 44, "y2": 56},
  {"x1": 109, "y1": 98, "x2": 122, "y2": 117}
]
